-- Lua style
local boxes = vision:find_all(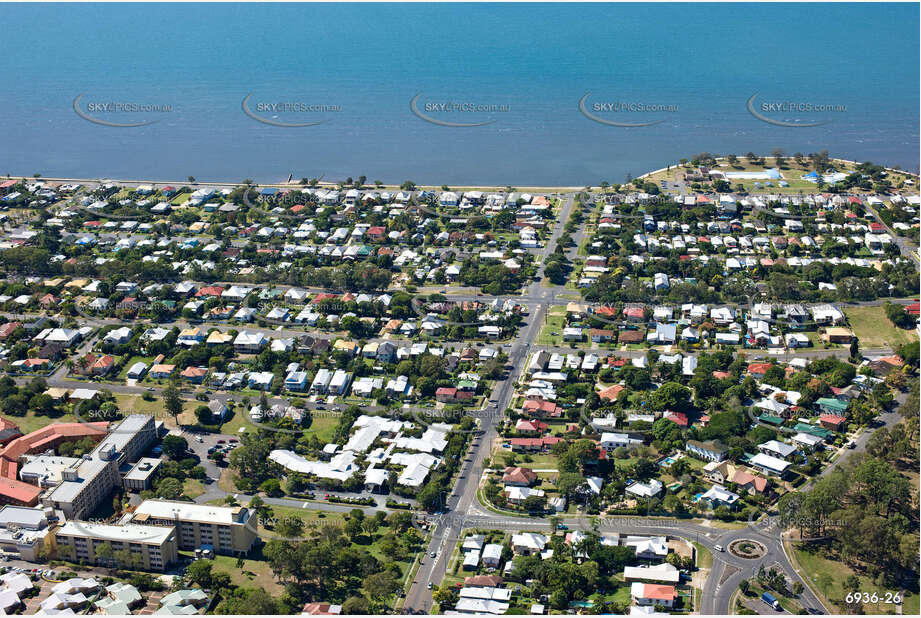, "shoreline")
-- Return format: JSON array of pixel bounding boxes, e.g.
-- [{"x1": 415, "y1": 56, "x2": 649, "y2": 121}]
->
[{"x1": 5, "y1": 157, "x2": 917, "y2": 193}]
